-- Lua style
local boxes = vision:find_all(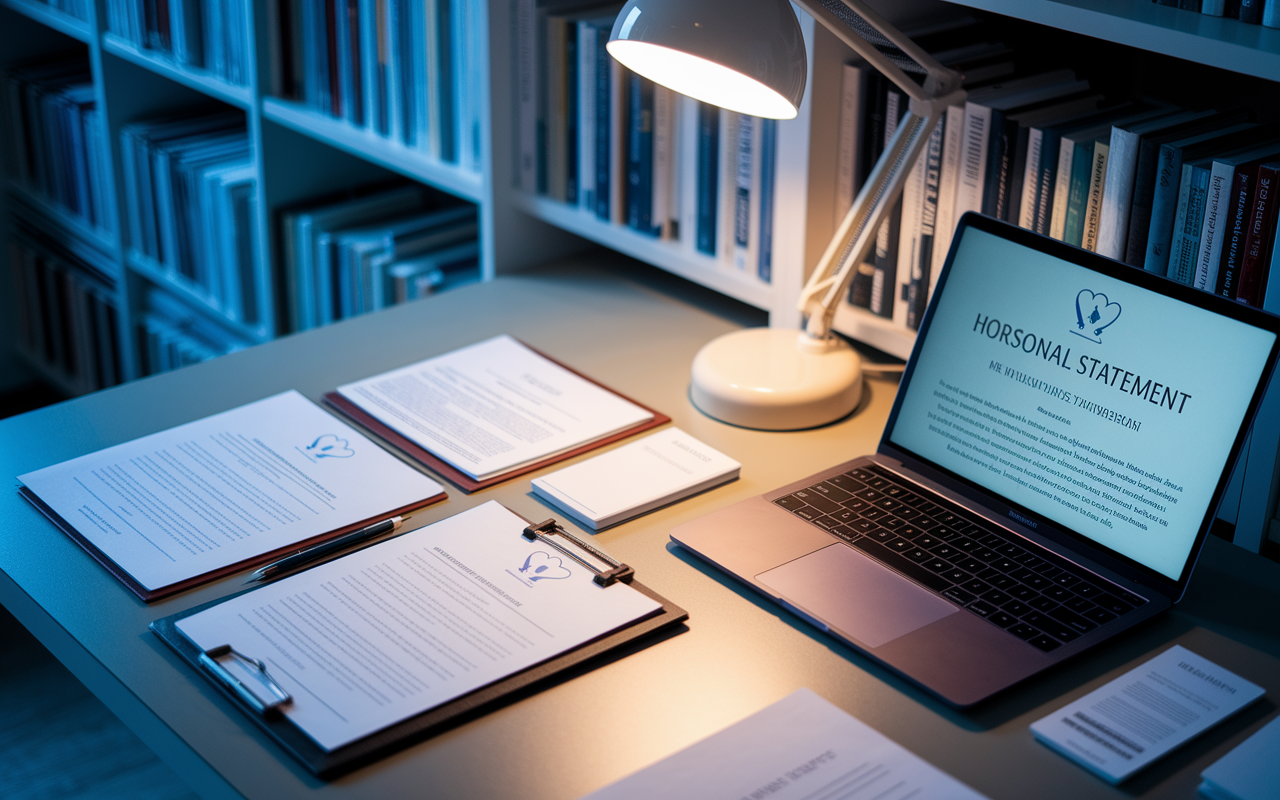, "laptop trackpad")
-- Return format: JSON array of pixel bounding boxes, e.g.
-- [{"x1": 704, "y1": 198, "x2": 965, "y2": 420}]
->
[{"x1": 757, "y1": 544, "x2": 958, "y2": 649}]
